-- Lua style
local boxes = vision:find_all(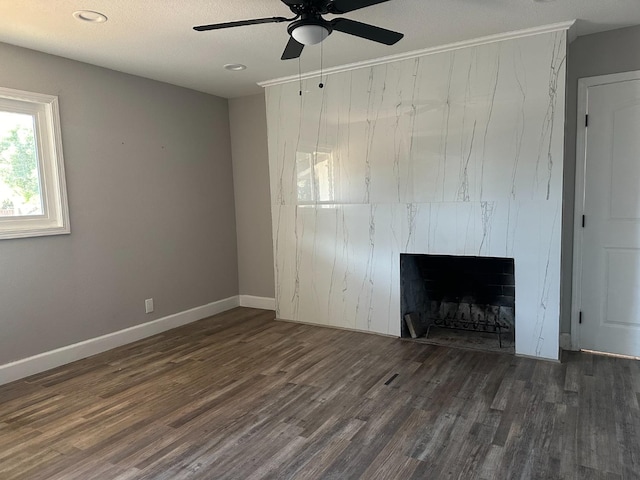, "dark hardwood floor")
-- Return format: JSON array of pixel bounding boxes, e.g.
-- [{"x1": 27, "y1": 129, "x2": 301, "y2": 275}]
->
[{"x1": 1, "y1": 307, "x2": 639, "y2": 479}]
